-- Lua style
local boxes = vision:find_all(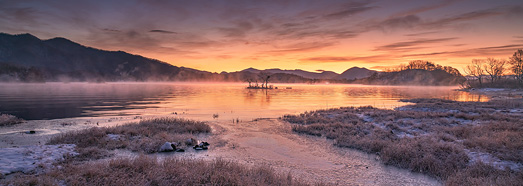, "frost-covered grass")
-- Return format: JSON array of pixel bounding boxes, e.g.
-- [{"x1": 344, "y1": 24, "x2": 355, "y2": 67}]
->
[
  {"x1": 3, "y1": 156, "x2": 314, "y2": 186},
  {"x1": 48, "y1": 117, "x2": 211, "y2": 159},
  {"x1": 1, "y1": 117, "x2": 320, "y2": 185},
  {"x1": 282, "y1": 98, "x2": 523, "y2": 185},
  {"x1": 0, "y1": 114, "x2": 24, "y2": 126}
]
